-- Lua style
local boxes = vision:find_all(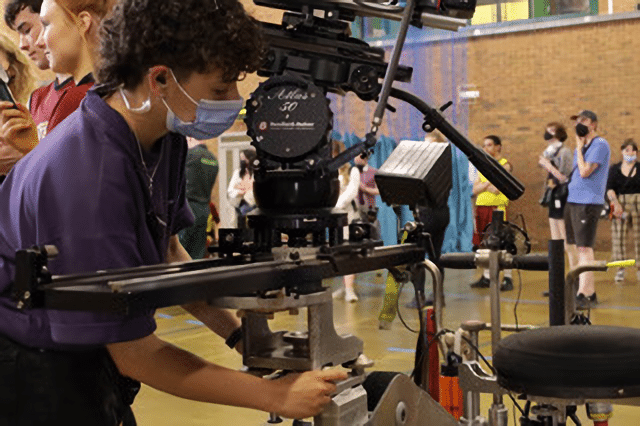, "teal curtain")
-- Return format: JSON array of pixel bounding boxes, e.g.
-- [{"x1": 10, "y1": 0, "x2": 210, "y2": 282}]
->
[{"x1": 328, "y1": 36, "x2": 473, "y2": 252}]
